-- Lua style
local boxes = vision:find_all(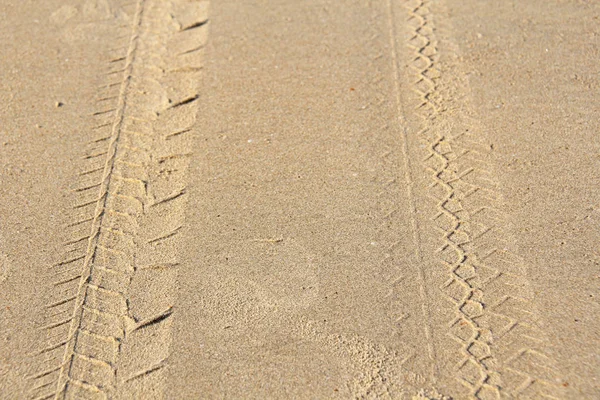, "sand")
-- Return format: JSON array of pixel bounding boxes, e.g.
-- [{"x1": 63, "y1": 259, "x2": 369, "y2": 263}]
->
[{"x1": 0, "y1": 0, "x2": 598, "y2": 399}]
